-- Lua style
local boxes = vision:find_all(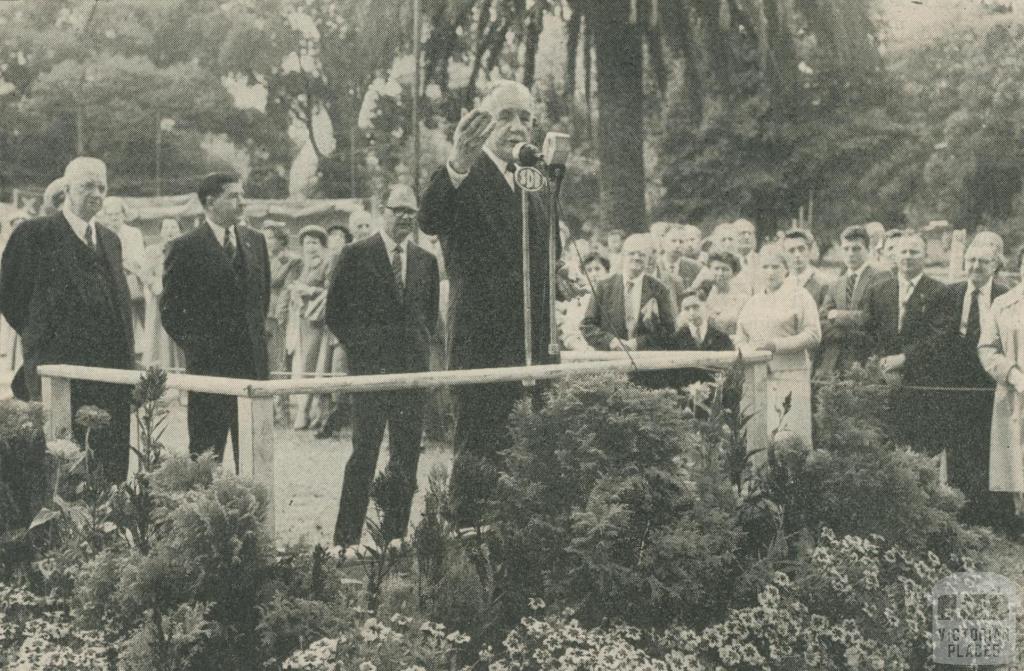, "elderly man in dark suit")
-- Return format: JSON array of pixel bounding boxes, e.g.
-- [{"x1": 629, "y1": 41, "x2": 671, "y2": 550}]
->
[
  {"x1": 0, "y1": 157, "x2": 135, "y2": 484},
  {"x1": 326, "y1": 184, "x2": 439, "y2": 546},
  {"x1": 932, "y1": 237, "x2": 1014, "y2": 527},
  {"x1": 581, "y1": 233, "x2": 676, "y2": 351},
  {"x1": 862, "y1": 231, "x2": 948, "y2": 450},
  {"x1": 418, "y1": 80, "x2": 558, "y2": 526},
  {"x1": 160, "y1": 173, "x2": 271, "y2": 470},
  {"x1": 815, "y1": 225, "x2": 889, "y2": 376}
]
